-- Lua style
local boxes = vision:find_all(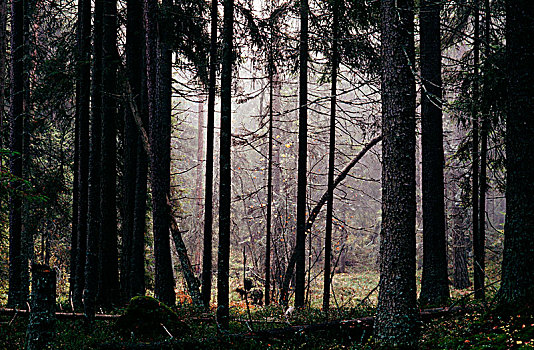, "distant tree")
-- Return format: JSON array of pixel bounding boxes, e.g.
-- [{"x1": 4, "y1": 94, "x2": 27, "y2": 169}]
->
[
  {"x1": 419, "y1": 0, "x2": 449, "y2": 306},
  {"x1": 294, "y1": 0, "x2": 309, "y2": 309},
  {"x1": 217, "y1": 0, "x2": 234, "y2": 331},
  {"x1": 375, "y1": 0, "x2": 418, "y2": 346},
  {"x1": 498, "y1": 0, "x2": 534, "y2": 309},
  {"x1": 7, "y1": 0, "x2": 28, "y2": 308}
]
